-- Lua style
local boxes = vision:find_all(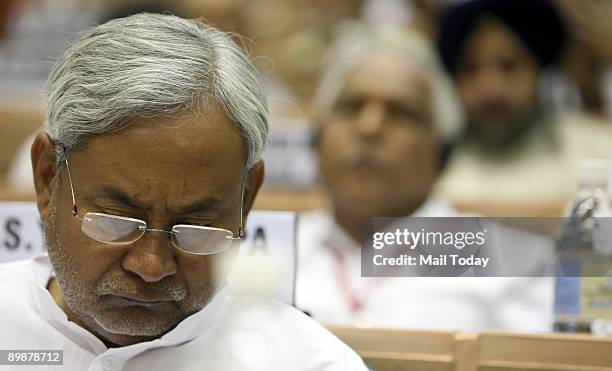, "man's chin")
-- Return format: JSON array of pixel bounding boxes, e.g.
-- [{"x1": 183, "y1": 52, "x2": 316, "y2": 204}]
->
[
  {"x1": 93, "y1": 304, "x2": 181, "y2": 340},
  {"x1": 468, "y1": 113, "x2": 536, "y2": 147}
]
